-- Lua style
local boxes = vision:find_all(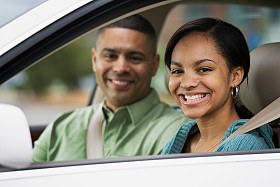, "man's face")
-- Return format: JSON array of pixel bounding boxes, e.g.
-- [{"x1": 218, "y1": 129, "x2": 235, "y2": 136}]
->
[{"x1": 92, "y1": 28, "x2": 159, "y2": 111}]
